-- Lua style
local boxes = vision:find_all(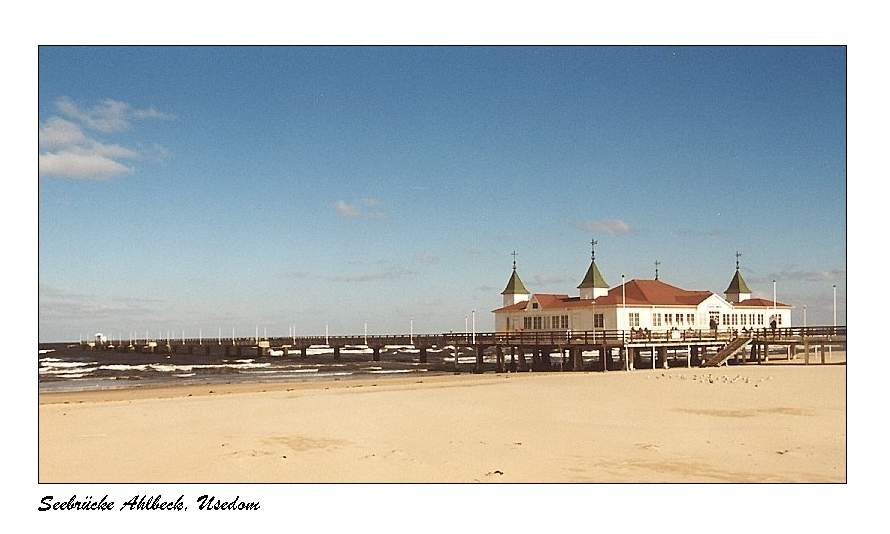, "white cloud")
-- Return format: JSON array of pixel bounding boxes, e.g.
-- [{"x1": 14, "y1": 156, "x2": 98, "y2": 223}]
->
[
  {"x1": 55, "y1": 96, "x2": 175, "y2": 133},
  {"x1": 334, "y1": 200, "x2": 360, "y2": 217},
  {"x1": 39, "y1": 151, "x2": 132, "y2": 180},
  {"x1": 39, "y1": 97, "x2": 173, "y2": 180},
  {"x1": 38, "y1": 117, "x2": 87, "y2": 149},
  {"x1": 334, "y1": 198, "x2": 386, "y2": 219},
  {"x1": 576, "y1": 218, "x2": 633, "y2": 235}
]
